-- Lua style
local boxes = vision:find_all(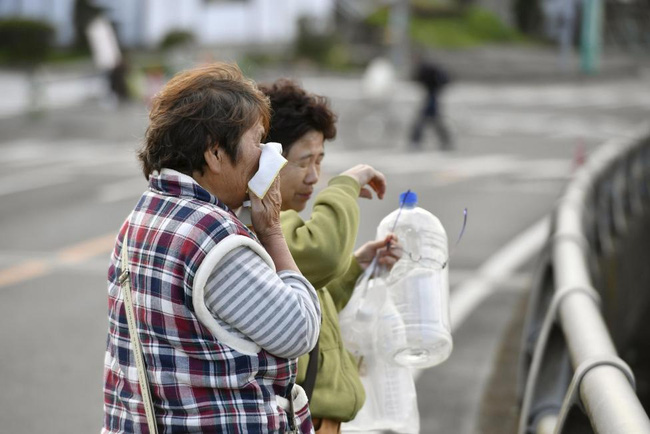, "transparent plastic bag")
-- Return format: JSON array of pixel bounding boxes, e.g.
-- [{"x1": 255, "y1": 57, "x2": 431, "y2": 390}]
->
[
  {"x1": 339, "y1": 263, "x2": 420, "y2": 434},
  {"x1": 338, "y1": 257, "x2": 388, "y2": 359},
  {"x1": 342, "y1": 349, "x2": 420, "y2": 434}
]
